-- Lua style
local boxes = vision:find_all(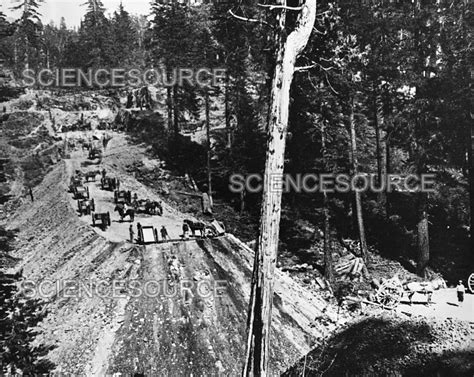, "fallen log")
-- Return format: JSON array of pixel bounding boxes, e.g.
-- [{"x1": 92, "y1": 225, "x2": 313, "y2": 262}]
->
[
  {"x1": 174, "y1": 190, "x2": 202, "y2": 198},
  {"x1": 345, "y1": 296, "x2": 395, "y2": 310}
]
